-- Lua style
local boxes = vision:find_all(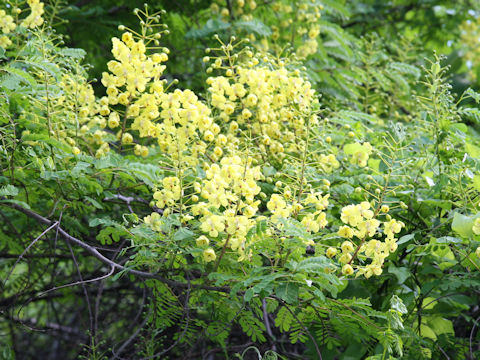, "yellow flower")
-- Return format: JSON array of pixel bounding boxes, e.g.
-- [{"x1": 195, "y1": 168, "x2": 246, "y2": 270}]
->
[
  {"x1": 196, "y1": 235, "x2": 210, "y2": 246},
  {"x1": 338, "y1": 225, "x2": 354, "y2": 239},
  {"x1": 326, "y1": 247, "x2": 337, "y2": 258},
  {"x1": 340, "y1": 204, "x2": 362, "y2": 227},
  {"x1": 342, "y1": 264, "x2": 354, "y2": 276},
  {"x1": 204, "y1": 130, "x2": 214, "y2": 142},
  {"x1": 301, "y1": 214, "x2": 319, "y2": 233},
  {"x1": 144, "y1": 212, "x2": 163, "y2": 232},
  {"x1": 121, "y1": 132, "x2": 133, "y2": 144},
  {"x1": 339, "y1": 253, "x2": 352, "y2": 264},
  {"x1": 341, "y1": 241, "x2": 354, "y2": 253},
  {"x1": 267, "y1": 194, "x2": 286, "y2": 212},
  {"x1": 203, "y1": 248, "x2": 217, "y2": 262},
  {"x1": 316, "y1": 212, "x2": 328, "y2": 228}
]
